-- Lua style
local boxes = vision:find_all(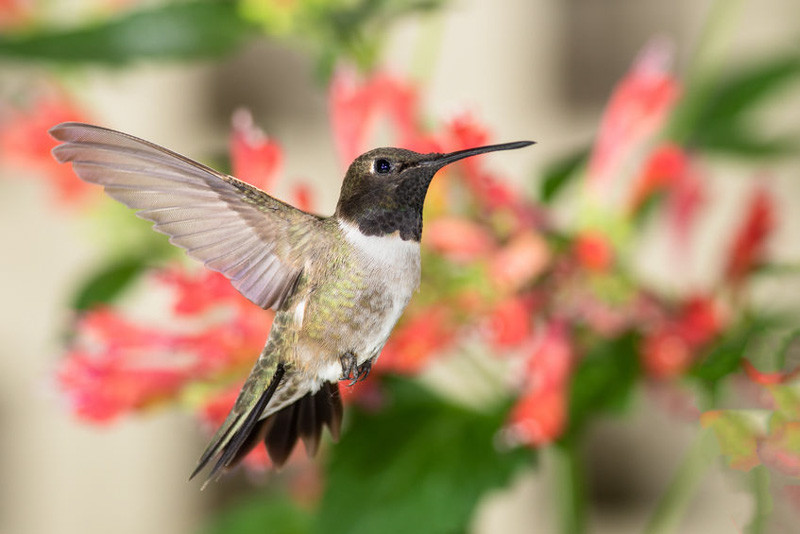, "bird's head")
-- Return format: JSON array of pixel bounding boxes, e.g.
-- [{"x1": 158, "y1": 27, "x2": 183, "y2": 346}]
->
[{"x1": 335, "y1": 141, "x2": 534, "y2": 241}]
